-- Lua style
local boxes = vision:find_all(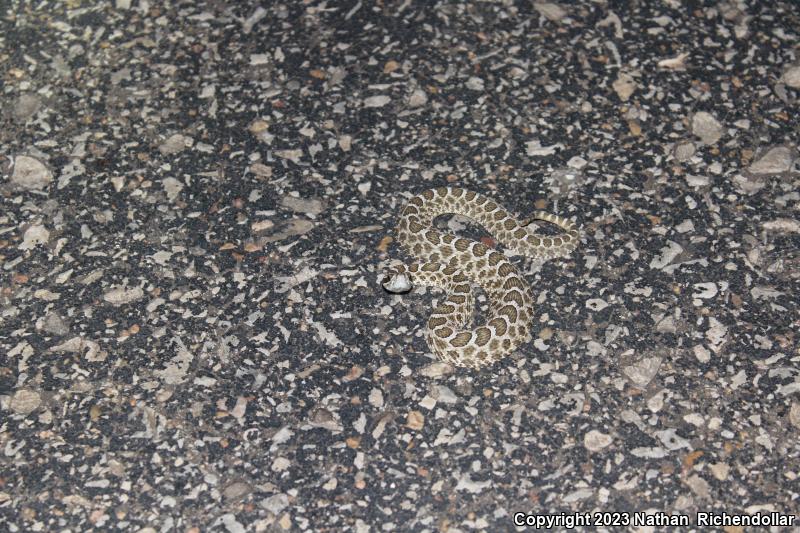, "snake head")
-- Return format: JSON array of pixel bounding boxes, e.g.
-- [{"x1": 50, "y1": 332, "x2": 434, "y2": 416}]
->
[{"x1": 382, "y1": 272, "x2": 412, "y2": 293}]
